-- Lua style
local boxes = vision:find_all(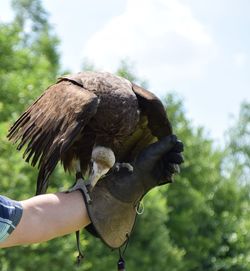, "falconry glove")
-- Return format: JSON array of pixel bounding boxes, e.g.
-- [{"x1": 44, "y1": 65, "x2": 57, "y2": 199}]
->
[{"x1": 73, "y1": 135, "x2": 184, "y2": 249}]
